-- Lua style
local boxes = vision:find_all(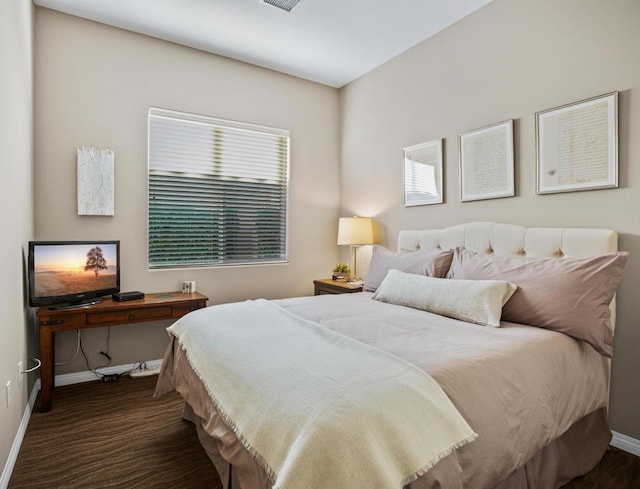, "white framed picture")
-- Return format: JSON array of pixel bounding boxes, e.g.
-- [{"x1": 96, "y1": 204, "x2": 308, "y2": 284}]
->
[
  {"x1": 536, "y1": 92, "x2": 618, "y2": 194},
  {"x1": 458, "y1": 119, "x2": 514, "y2": 202},
  {"x1": 403, "y1": 139, "x2": 443, "y2": 206}
]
